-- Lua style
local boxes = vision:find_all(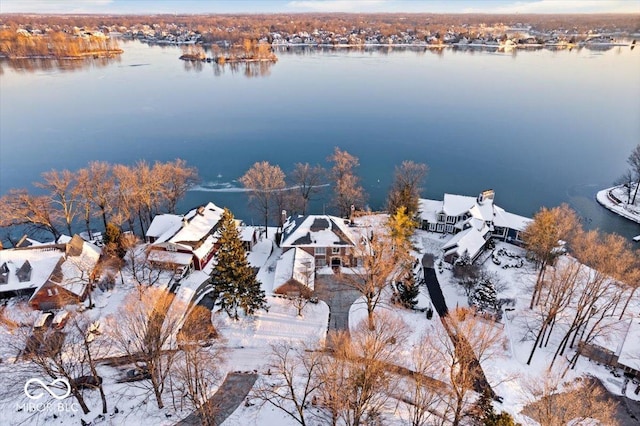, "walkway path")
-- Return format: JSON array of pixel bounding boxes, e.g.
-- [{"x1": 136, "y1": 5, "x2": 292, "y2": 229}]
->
[
  {"x1": 422, "y1": 256, "x2": 498, "y2": 400},
  {"x1": 177, "y1": 372, "x2": 258, "y2": 426}
]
